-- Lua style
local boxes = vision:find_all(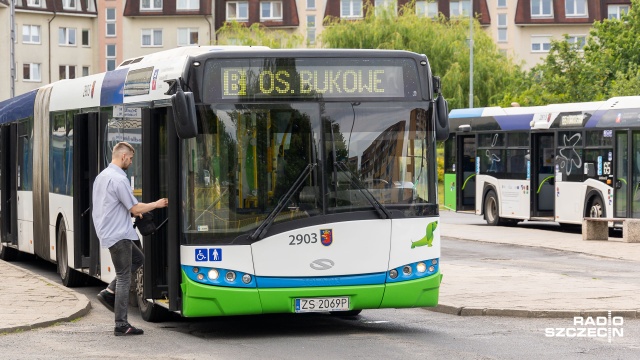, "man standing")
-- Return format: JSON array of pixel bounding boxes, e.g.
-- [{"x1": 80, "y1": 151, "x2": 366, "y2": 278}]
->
[{"x1": 92, "y1": 142, "x2": 168, "y2": 336}]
